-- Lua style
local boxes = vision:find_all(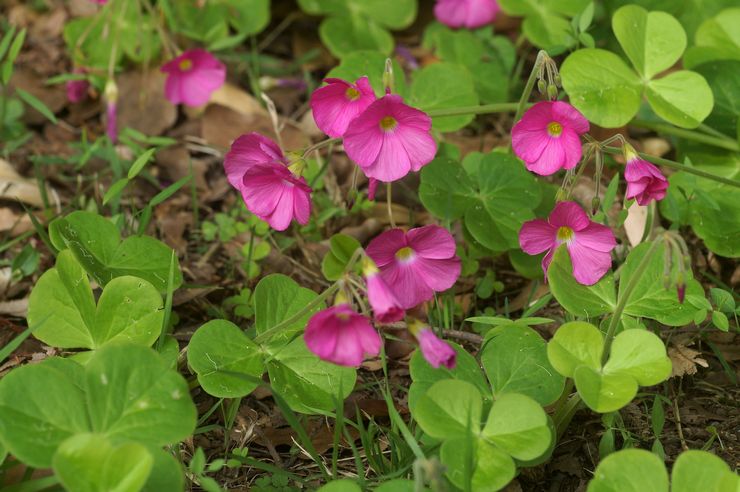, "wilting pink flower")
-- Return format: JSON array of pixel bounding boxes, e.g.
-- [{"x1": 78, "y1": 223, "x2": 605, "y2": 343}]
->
[
  {"x1": 417, "y1": 327, "x2": 456, "y2": 369},
  {"x1": 512, "y1": 101, "x2": 589, "y2": 176},
  {"x1": 224, "y1": 133, "x2": 311, "y2": 231},
  {"x1": 363, "y1": 258, "x2": 404, "y2": 323},
  {"x1": 224, "y1": 133, "x2": 285, "y2": 189},
  {"x1": 104, "y1": 79, "x2": 117, "y2": 142},
  {"x1": 161, "y1": 49, "x2": 226, "y2": 107},
  {"x1": 519, "y1": 201, "x2": 616, "y2": 285},
  {"x1": 624, "y1": 146, "x2": 668, "y2": 205},
  {"x1": 310, "y1": 77, "x2": 376, "y2": 138},
  {"x1": 66, "y1": 69, "x2": 89, "y2": 103},
  {"x1": 366, "y1": 225, "x2": 461, "y2": 309},
  {"x1": 434, "y1": 0, "x2": 500, "y2": 29},
  {"x1": 343, "y1": 95, "x2": 437, "y2": 182},
  {"x1": 304, "y1": 304, "x2": 382, "y2": 367}
]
